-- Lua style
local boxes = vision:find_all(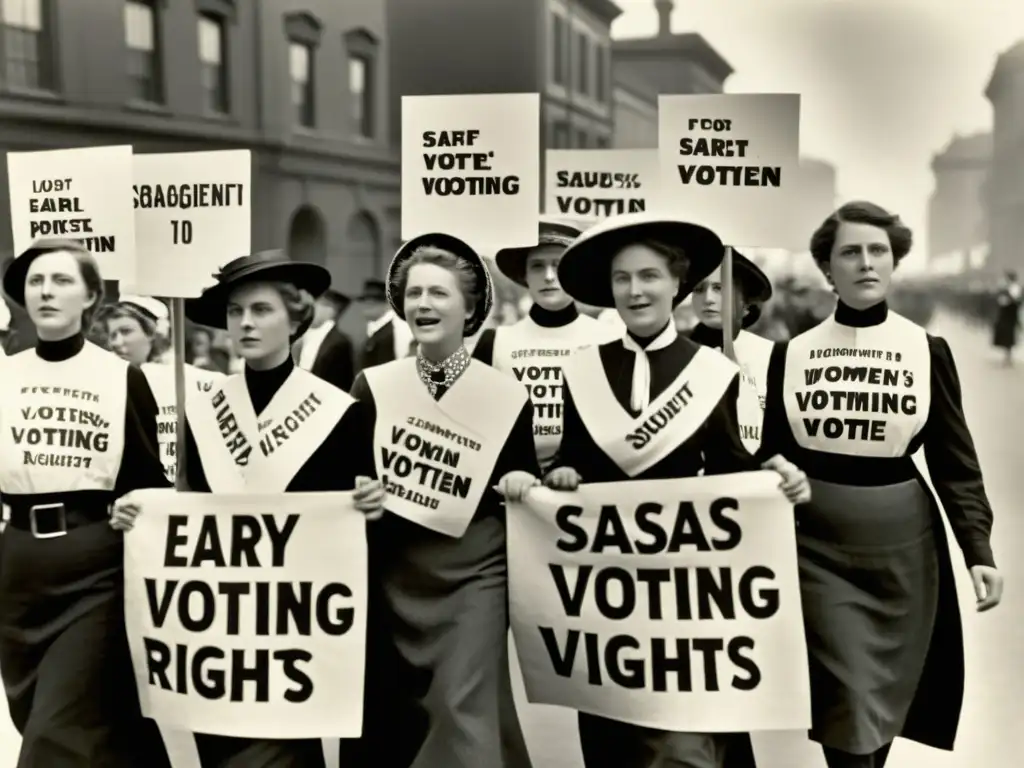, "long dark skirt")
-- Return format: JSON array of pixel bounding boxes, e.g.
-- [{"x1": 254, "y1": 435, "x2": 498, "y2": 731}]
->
[
  {"x1": 577, "y1": 713, "x2": 757, "y2": 768},
  {"x1": 992, "y1": 303, "x2": 1019, "y2": 349},
  {"x1": 0, "y1": 522, "x2": 170, "y2": 768},
  {"x1": 378, "y1": 511, "x2": 533, "y2": 768},
  {"x1": 798, "y1": 478, "x2": 939, "y2": 754}
]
